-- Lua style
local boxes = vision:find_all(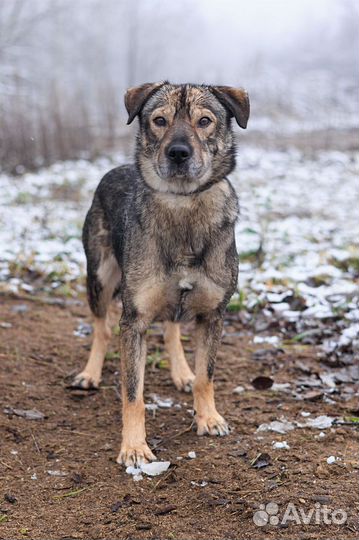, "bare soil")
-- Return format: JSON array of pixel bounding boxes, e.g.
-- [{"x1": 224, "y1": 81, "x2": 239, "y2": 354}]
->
[{"x1": 0, "y1": 295, "x2": 358, "y2": 539}]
